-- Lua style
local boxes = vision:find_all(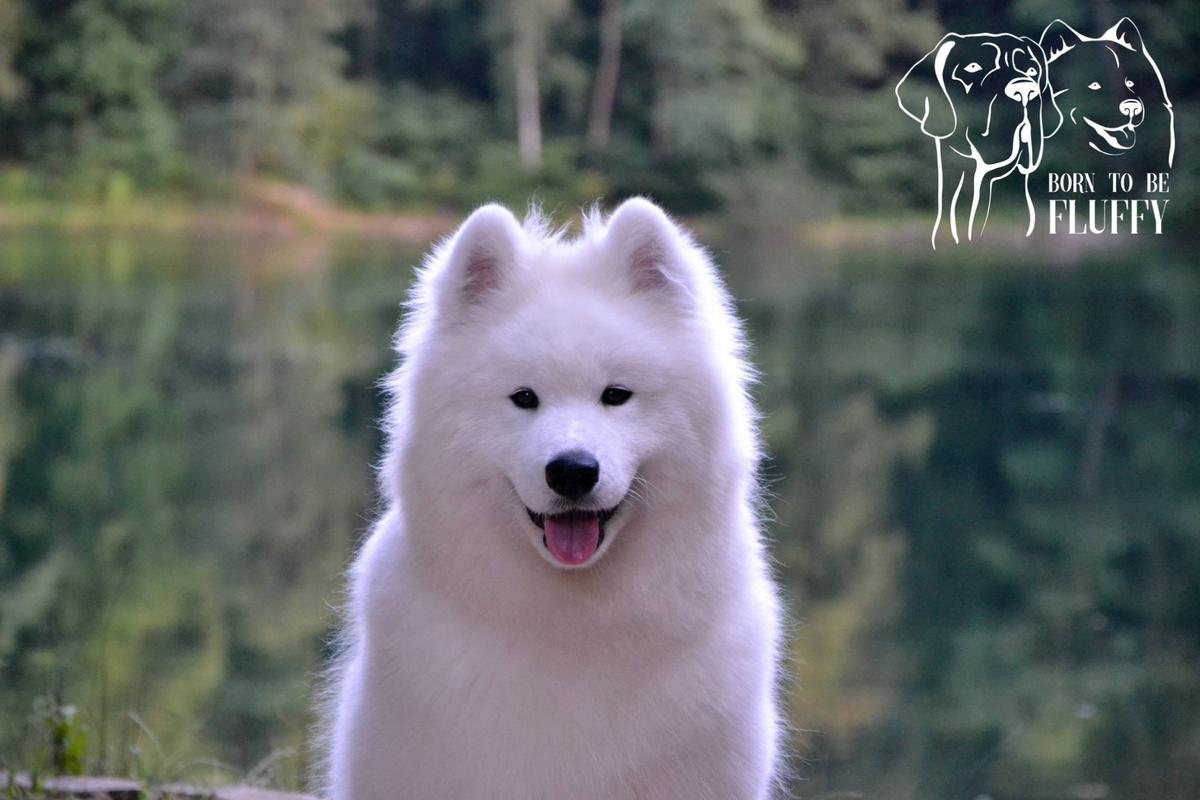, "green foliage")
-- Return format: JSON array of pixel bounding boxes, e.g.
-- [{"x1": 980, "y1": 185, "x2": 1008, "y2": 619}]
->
[
  {"x1": 332, "y1": 148, "x2": 422, "y2": 209},
  {"x1": 2, "y1": 696, "x2": 89, "y2": 783},
  {"x1": 794, "y1": 0, "x2": 942, "y2": 210},
  {"x1": 0, "y1": 0, "x2": 917, "y2": 212},
  {"x1": 625, "y1": 0, "x2": 803, "y2": 160},
  {"x1": 467, "y1": 138, "x2": 605, "y2": 210},
  {"x1": 13, "y1": 0, "x2": 179, "y2": 187},
  {"x1": 0, "y1": 0, "x2": 1192, "y2": 218},
  {"x1": 39, "y1": 699, "x2": 88, "y2": 777},
  {"x1": 331, "y1": 84, "x2": 489, "y2": 208},
  {"x1": 168, "y1": 0, "x2": 357, "y2": 179}
]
